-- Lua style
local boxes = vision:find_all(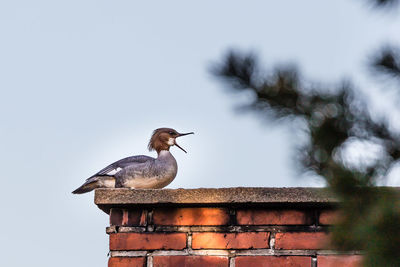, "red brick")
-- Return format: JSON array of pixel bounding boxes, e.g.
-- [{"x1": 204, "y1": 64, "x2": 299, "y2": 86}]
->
[
  {"x1": 318, "y1": 255, "x2": 363, "y2": 267},
  {"x1": 108, "y1": 257, "x2": 146, "y2": 267},
  {"x1": 319, "y1": 210, "x2": 340, "y2": 225},
  {"x1": 192, "y1": 232, "x2": 269, "y2": 249},
  {"x1": 275, "y1": 232, "x2": 331, "y2": 250},
  {"x1": 110, "y1": 208, "x2": 146, "y2": 226},
  {"x1": 236, "y1": 256, "x2": 311, "y2": 267},
  {"x1": 237, "y1": 209, "x2": 311, "y2": 225},
  {"x1": 153, "y1": 256, "x2": 228, "y2": 267},
  {"x1": 153, "y1": 208, "x2": 230, "y2": 226},
  {"x1": 109, "y1": 233, "x2": 186, "y2": 250}
]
